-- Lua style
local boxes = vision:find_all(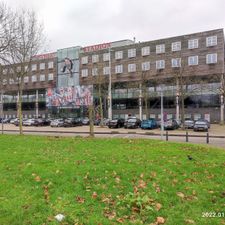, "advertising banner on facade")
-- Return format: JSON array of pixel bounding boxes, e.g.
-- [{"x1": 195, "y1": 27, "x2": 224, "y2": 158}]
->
[{"x1": 46, "y1": 85, "x2": 93, "y2": 108}]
